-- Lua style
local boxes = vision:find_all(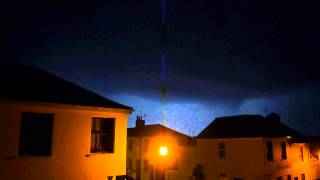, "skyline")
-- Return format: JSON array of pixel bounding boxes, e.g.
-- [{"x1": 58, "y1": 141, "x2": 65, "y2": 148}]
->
[{"x1": 1, "y1": 0, "x2": 320, "y2": 135}]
